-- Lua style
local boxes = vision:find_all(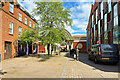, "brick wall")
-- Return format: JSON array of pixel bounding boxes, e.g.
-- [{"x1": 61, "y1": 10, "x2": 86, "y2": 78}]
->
[
  {"x1": 73, "y1": 42, "x2": 87, "y2": 53},
  {"x1": 1, "y1": 2, "x2": 37, "y2": 60}
]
